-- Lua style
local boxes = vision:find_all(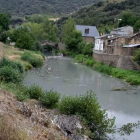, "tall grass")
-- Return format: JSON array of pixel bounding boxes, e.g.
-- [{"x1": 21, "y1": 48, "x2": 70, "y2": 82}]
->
[
  {"x1": 74, "y1": 54, "x2": 140, "y2": 85},
  {"x1": 0, "y1": 117, "x2": 32, "y2": 140},
  {"x1": 21, "y1": 51, "x2": 44, "y2": 67},
  {"x1": 0, "y1": 82, "x2": 29, "y2": 101},
  {"x1": 75, "y1": 54, "x2": 96, "y2": 67},
  {"x1": 0, "y1": 57, "x2": 24, "y2": 73}
]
